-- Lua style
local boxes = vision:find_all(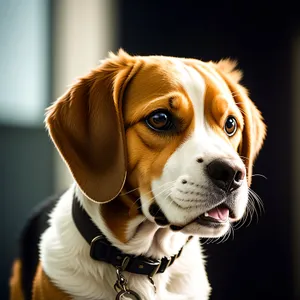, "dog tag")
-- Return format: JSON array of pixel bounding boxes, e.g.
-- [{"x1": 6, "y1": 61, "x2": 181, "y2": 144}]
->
[{"x1": 116, "y1": 290, "x2": 142, "y2": 300}]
